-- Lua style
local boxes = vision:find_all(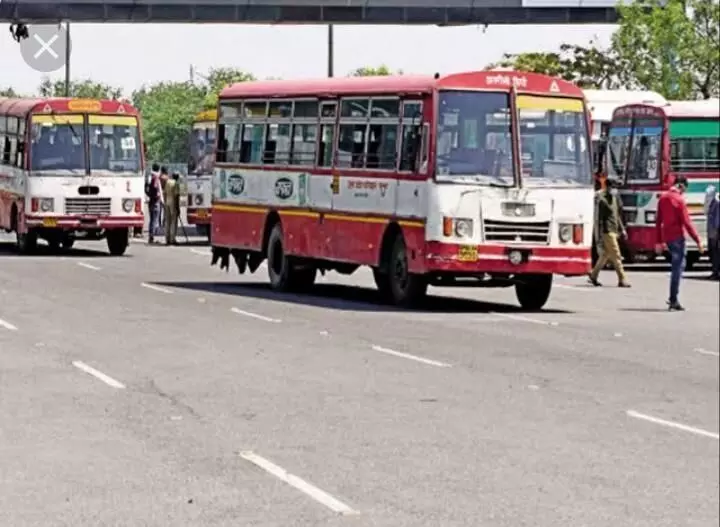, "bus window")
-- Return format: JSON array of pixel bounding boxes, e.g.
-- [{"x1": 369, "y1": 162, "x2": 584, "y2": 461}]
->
[
  {"x1": 671, "y1": 137, "x2": 720, "y2": 172},
  {"x1": 29, "y1": 115, "x2": 85, "y2": 172},
  {"x1": 88, "y1": 116, "x2": 141, "y2": 173}
]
